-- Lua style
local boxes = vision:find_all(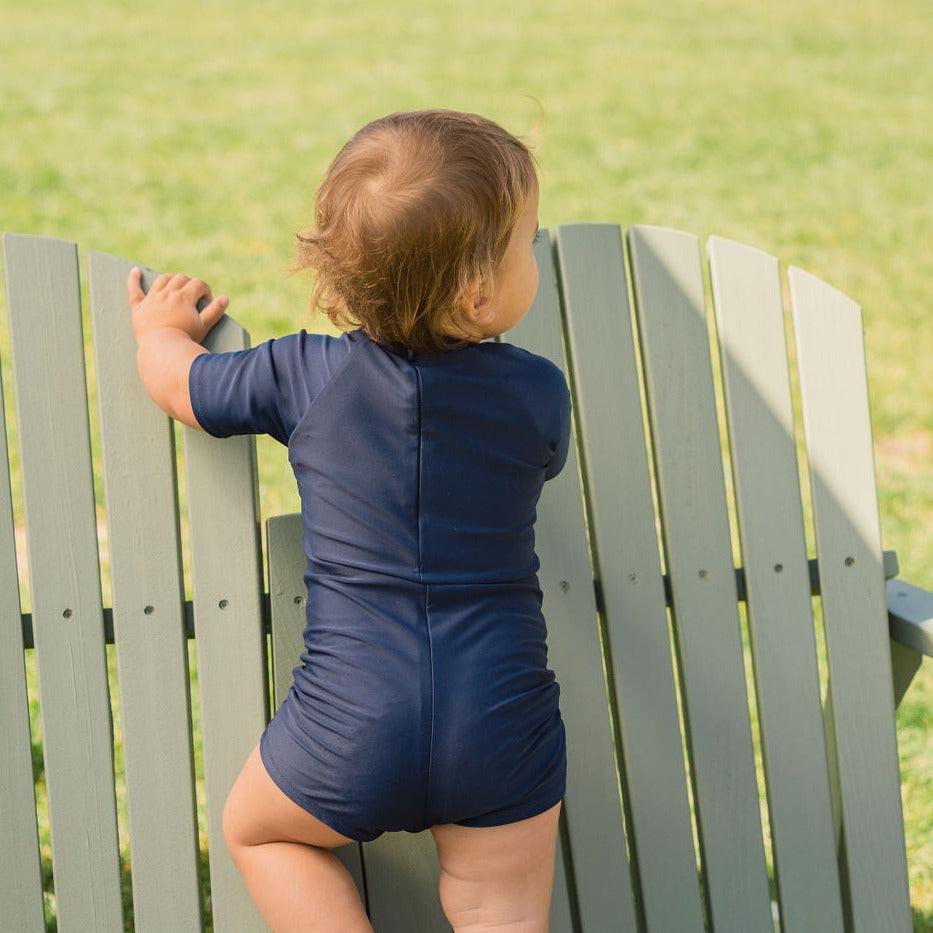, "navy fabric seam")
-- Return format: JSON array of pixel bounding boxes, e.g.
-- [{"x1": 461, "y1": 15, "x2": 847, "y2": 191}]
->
[
  {"x1": 413, "y1": 359, "x2": 423, "y2": 582},
  {"x1": 286, "y1": 333, "x2": 356, "y2": 453},
  {"x1": 189, "y1": 352, "x2": 226, "y2": 438},
  {"x1": 413, "y1": 359, "x2": 436, "y2": 827},
  {"x1": 263, "y1": 336, "x2": 292, "y2": 446},
  {"x1": 425, "y1": 583, "x2": 434, "y2": 828}
]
